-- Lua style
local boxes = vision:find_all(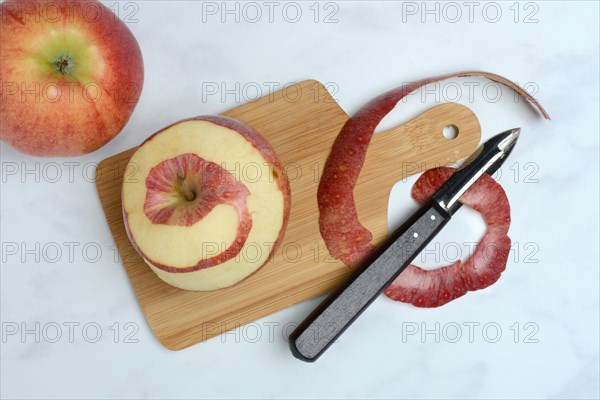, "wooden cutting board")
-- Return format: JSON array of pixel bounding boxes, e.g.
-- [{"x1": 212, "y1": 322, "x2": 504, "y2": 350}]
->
[{"x1": 96, "y1": 80, "x2": 481, "y2": 350}]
